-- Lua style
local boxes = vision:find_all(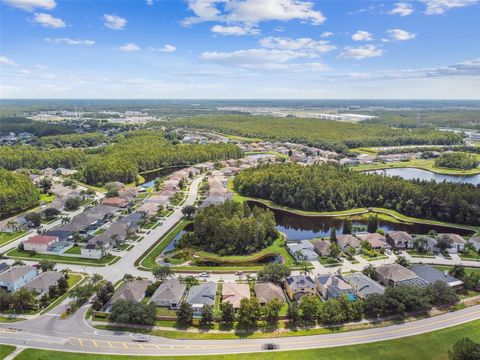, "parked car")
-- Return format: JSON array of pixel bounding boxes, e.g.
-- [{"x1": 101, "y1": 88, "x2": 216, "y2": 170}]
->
[
  {"x1": 385, "y1": 249, "x2": 392, "y2": 255},
  {"x1": 199, "y1": 272, "x2": 210, "y2": 278},
  {"x1": 262, "y1": 343, "x2": 279, "y2": 350},
  {"x1": 235, "y1": 271, "x2": 244, "y2": 276},
  {"x1": 132, "y1": 334, "x2": 150, "y2": 342}
]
